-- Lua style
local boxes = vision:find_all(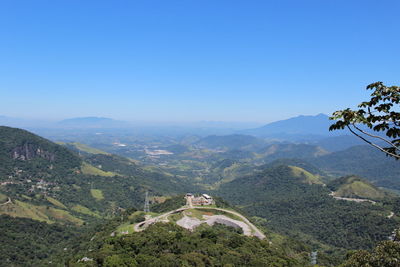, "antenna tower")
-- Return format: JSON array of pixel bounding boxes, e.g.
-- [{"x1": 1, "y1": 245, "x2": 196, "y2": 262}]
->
[
  {"x1": 310, "y1": 251, "x2": 317, "y2": 265},
  {"x1": 144, "y1": 191, "x2": 150, "y2": 213}
]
